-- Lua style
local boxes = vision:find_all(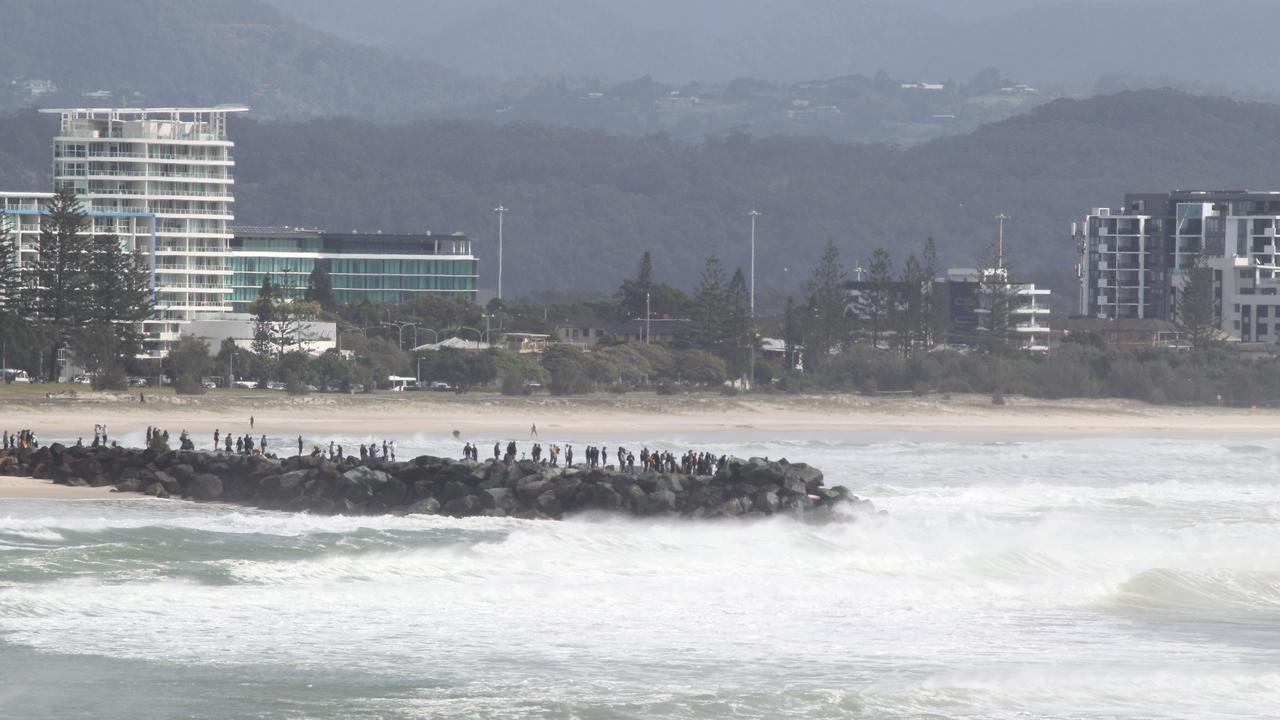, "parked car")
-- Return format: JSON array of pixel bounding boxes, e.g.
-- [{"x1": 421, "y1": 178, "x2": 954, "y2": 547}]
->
[
  {"x1": 128, "y1": 376, "x2": 149, "y2": 387},
  {"x1": 201, "y1": 379, "x2": 218, "y2": 390},
  {"x1": 429, "y1": 381, "x2": 452, "y2": 391},
  {"x1": 72, "y1": 375, "x2": 92, "y2": 385},
  {"x1": 232, "y1": 380, "x2": 258, "y2": 389},
  {"x1": 3, "y1": 369, "x2": 32, "y2": 384}
]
